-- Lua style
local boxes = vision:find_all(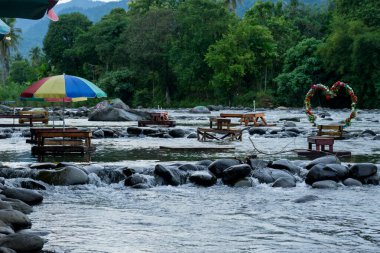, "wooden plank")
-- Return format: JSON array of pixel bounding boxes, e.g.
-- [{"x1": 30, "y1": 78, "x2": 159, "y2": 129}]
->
[
  {"x1": 159, "y1": 146, "x2": 235, "y2": 151},
  {"x1": 295, "y1": 149, "x2": 351, "y2": 158}
]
